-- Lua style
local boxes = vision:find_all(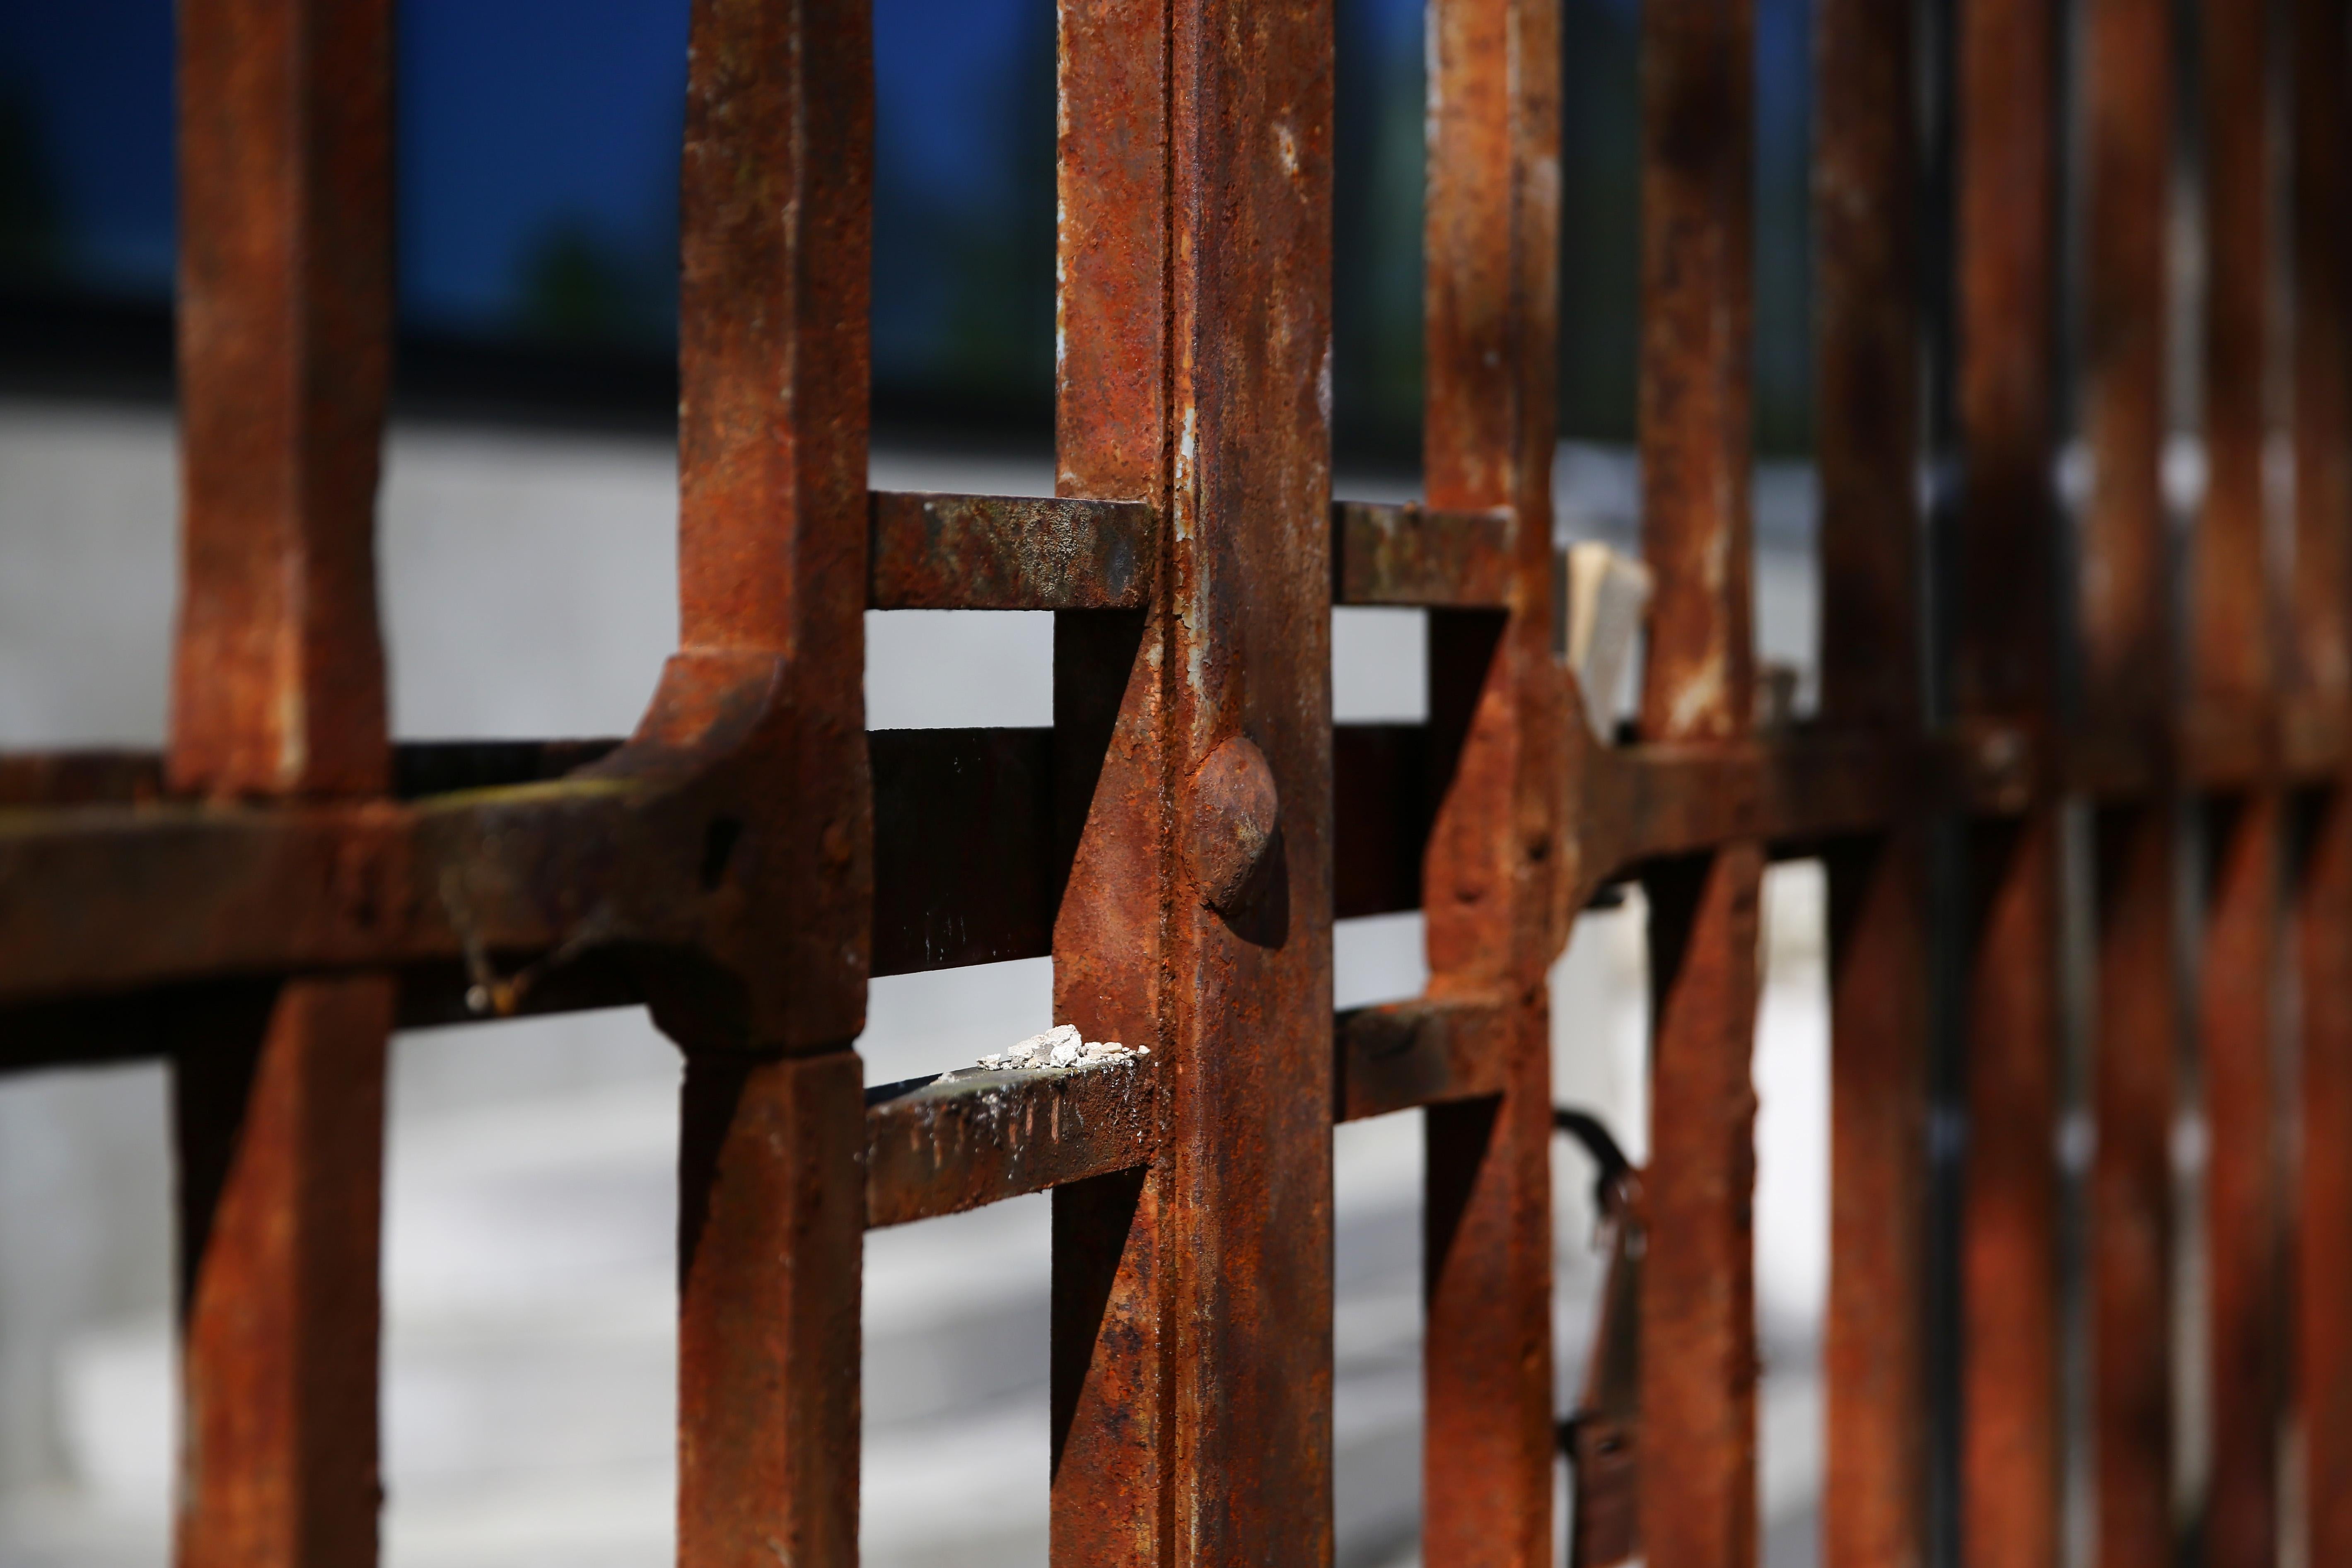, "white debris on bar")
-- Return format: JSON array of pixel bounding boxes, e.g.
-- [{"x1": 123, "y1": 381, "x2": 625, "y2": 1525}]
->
[
  {"x1": 1563, "y1": 541, "x2": 1653, "y2": 743},
  {"x1": 976, "y1": 1023, "x2": 1148, "y2": 1072}
]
